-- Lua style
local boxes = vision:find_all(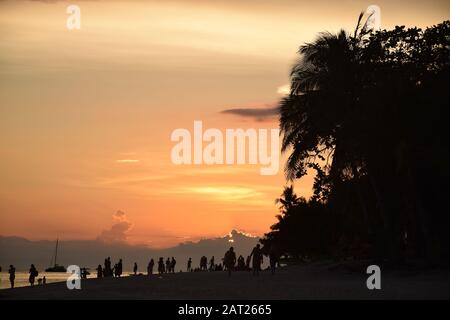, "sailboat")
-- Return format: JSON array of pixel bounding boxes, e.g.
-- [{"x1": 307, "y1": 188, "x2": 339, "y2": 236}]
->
[{"x1": 45, "y1": 238, "x2": 67, "y2": 272}]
